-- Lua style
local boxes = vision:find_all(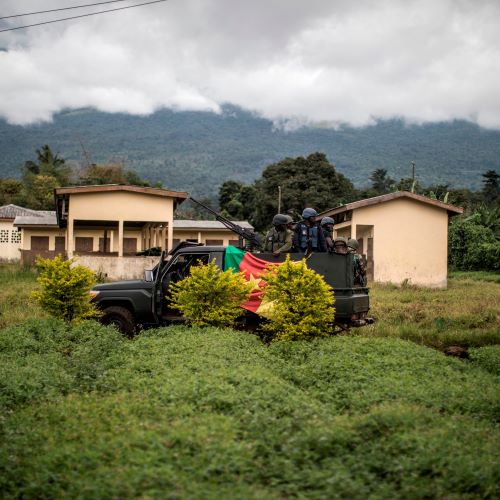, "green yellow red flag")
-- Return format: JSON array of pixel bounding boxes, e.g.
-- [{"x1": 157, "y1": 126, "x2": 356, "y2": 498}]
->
[{"x1": 224, "y1": 246, "x2": 276, "y2": 316}]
